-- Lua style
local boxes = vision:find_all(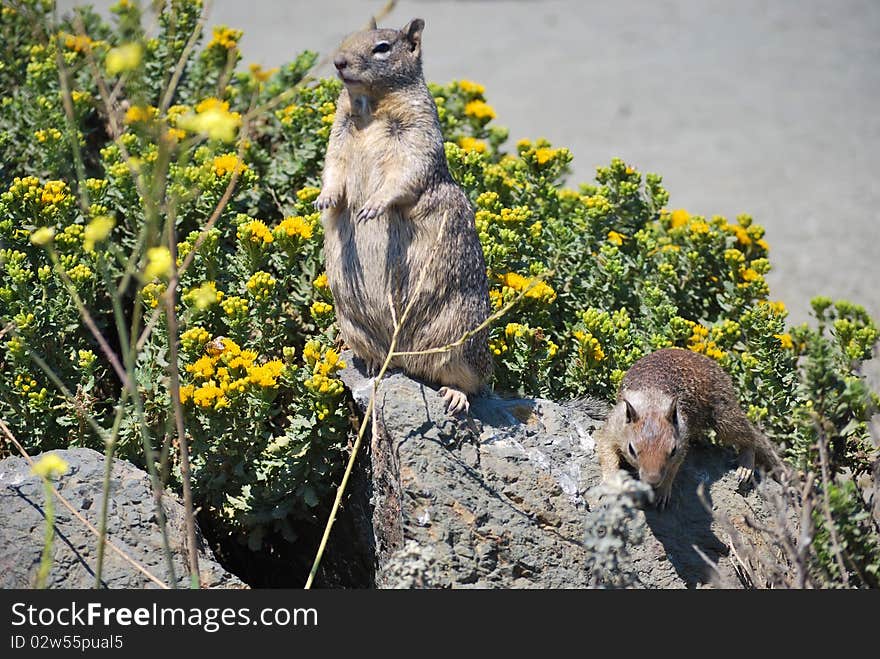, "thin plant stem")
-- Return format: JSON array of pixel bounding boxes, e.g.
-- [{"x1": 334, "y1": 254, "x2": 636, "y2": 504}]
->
[
  {"x1": 0, "y1": 419, "x2": 169, "y2": 589},
  {"x1": 34, "y1": 477, "x2": 56, "y2": 589}
]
